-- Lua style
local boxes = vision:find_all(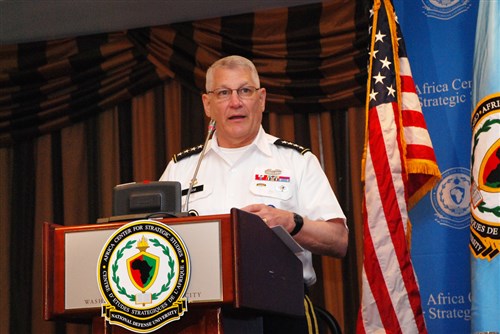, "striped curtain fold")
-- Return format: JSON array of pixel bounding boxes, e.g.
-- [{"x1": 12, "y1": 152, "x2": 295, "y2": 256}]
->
[{"x1": 0, "y1": 0, "x2": 367, "y2": 146}]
